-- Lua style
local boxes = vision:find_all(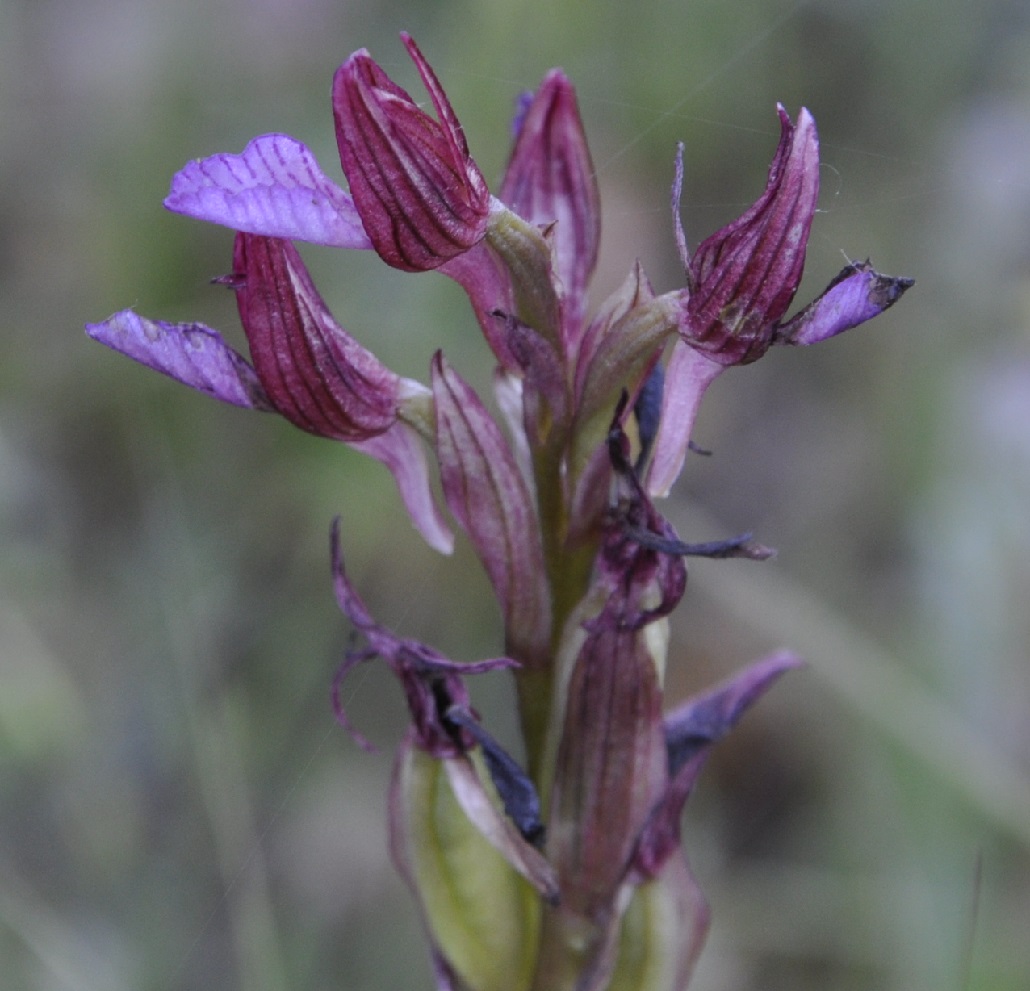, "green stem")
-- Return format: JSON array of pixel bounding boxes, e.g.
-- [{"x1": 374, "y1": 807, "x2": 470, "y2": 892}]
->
[{"x1": 517, "y1": 429, "x2": 598, "y2": 790}]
